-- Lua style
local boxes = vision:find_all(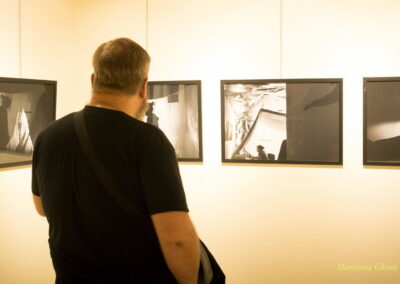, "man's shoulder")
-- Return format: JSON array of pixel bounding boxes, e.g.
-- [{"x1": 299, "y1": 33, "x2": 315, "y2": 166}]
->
[
  {"x1": 34, "y1": 112, "x2": 75, "y2": 148},
  {"x1": 140, "y1": 122, "x2": 171, "y2": 144},
  {"x1": 38, "y1": 109, "x2": 171, "y2": 148},
  {"x1": 40, "y1": 112, "x2": 74, "y2": 136},
  {"x1": 133, "y1": 121, "x2": 175, "y2": 156}
]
